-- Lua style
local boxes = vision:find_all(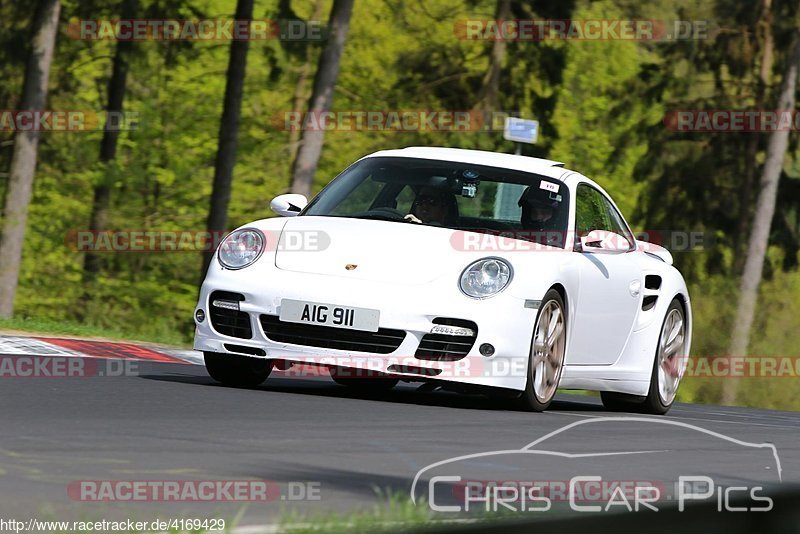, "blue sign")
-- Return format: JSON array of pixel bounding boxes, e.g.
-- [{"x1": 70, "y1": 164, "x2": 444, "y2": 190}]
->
[{"x1": 504, "y1": 117, "x2": 539, "y2": 144}]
